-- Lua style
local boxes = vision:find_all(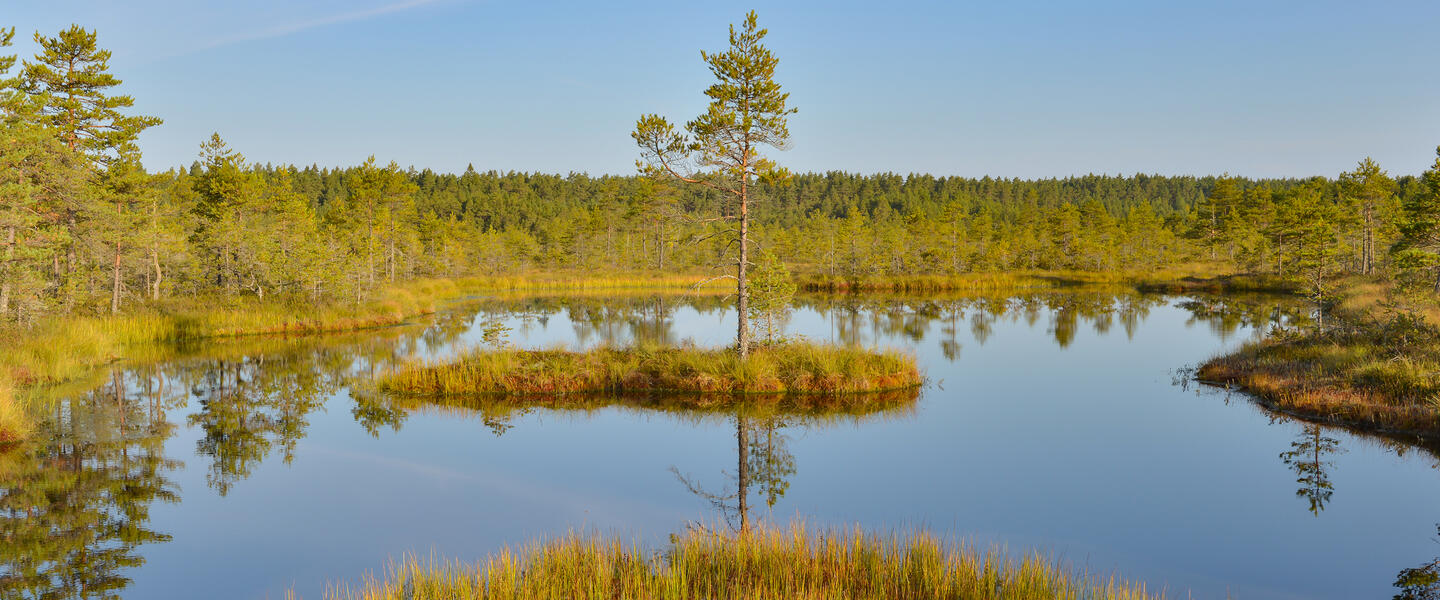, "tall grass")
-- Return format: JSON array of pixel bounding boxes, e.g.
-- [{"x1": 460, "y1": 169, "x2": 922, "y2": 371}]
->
[
  {"x1": 797, "y1": 272, "x2": 1065, "y2": 293},
  {"x1": 1198, "y1": 329, "x2": 1440, "y2": 436},
  {"x1": 796, "y1": 264, "x2": 1255, "y2": 294},
  {"x1": 326, "y1": 524, "x2": 1161, "y2": 600},
  {"x1": 1195, "y1": 272, "x2": 1440, "y2": 438},
  {"x1": 0, "y1": 374, "x2": 28, "y2": 446},
  {"x1": 376, "y1": 343, "x2": 922, "y2": 399}
]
